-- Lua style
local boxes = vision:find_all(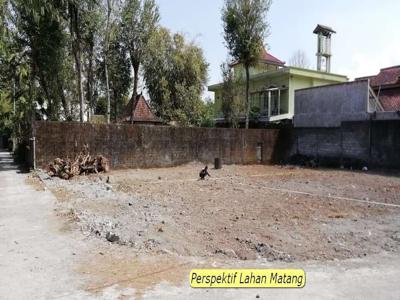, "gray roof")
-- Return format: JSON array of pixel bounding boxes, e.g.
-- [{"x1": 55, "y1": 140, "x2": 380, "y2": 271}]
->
[{"x1": 313, "y1": 24, "x2": 336, "y2": 35}]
